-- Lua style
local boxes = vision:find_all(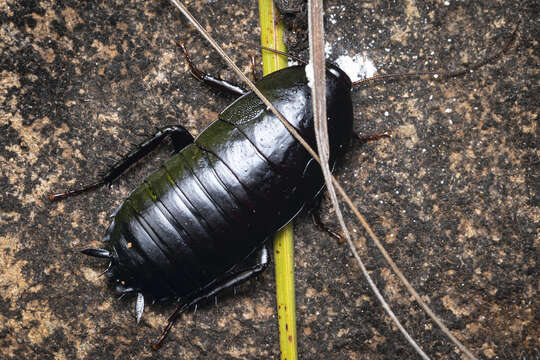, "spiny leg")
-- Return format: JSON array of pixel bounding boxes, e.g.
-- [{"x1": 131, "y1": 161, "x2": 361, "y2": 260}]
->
[
  {"x1": 49, "y1": 125, "x2": 194, "y2": 201},
  {"x1": 152, "y1": 246, "x2": 269, "y2": 350},
  {"x1": 312, "y1": 210, "x2": 344, "y2": 245},
  {"x1": 178, "y1": 42, "x2": 248, "y2": 97},
  {"x1": 353, "y1": 130, "x2": 392, "y2": 144}
]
